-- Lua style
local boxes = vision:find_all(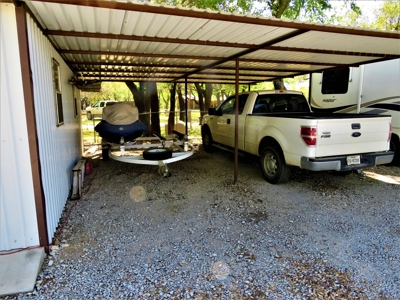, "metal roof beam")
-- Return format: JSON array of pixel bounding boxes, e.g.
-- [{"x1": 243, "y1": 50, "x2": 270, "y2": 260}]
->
[
  {"x1": 69, "y1": 61, "x2": 200, "y2": 69},
  {"x1": 62, "y1": 49, "x2": 344, "y2": 67},
  {"x1": 78, "y1": 75, "x2": 275, "y2": 81},
  {"x1": 50, "y1": 29, "x2": 400, "y2": 59},
  {"x1": 59, "y1": 50, "x2": 221, "y2": 61},
  {"x1": 71, "y1": 64, "x2": 312, "y2": 74},
  {"x1": 73, "y1": 68, "x2": 304, "y2": 77},
  {"x1": 175, "y1": 29, "x2": 309, "y2": 81},
  {"x1": 44, "y1": 30, "x2": 255, "y2": 49},
  {"x1": 84, "y1": 78, "x2": 263, "y2": 84},
  {"x1": 32, "y1": 0, "x2": 400, "y2": 38},
  {"x1": 75, "y1": 71, "x2": 283, "y2": 78},
  {"x1": 264, "y1": 46, "x2": 400, "y2": 58}
]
